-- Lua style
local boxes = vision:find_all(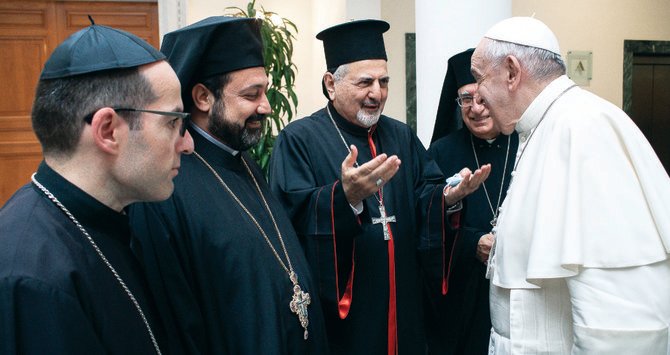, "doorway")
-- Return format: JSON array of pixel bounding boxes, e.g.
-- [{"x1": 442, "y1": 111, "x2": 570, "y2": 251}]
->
[
  {"x1": 624, "y1": 40, "x2": 670, "y2": 175},
  {"x1": 0, "y1": 0, "x2": 159, "y2": 205}
]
